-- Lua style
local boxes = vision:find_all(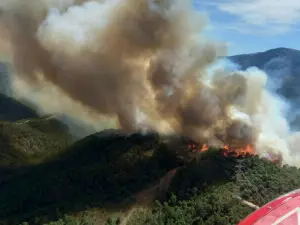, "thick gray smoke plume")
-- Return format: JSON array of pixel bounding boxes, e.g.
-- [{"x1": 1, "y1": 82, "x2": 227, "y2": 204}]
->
[{"x1": 1, "y1": 0, "x2": 300, "y2": 166}]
